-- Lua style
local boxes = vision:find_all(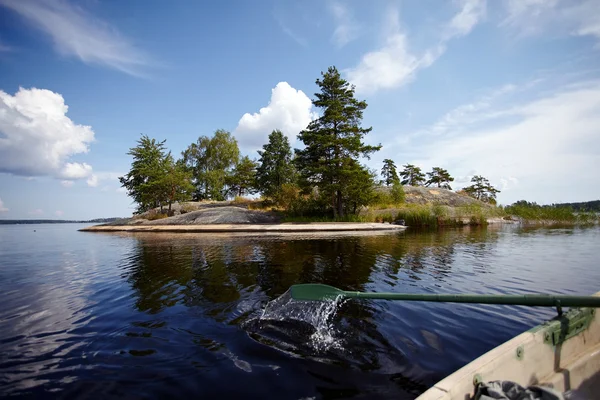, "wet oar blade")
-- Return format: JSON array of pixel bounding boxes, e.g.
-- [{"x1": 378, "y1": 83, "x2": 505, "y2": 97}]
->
[{"x1": 290, "y1": 284, "x2": 346, "y2": 301}]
